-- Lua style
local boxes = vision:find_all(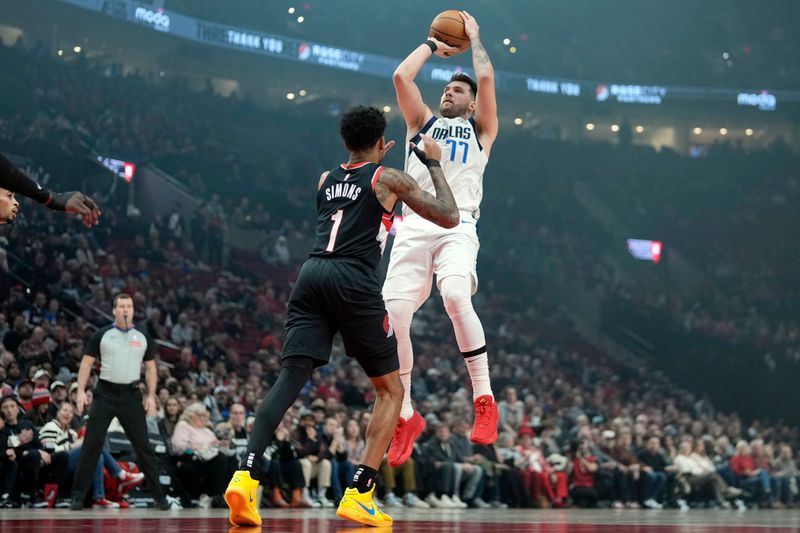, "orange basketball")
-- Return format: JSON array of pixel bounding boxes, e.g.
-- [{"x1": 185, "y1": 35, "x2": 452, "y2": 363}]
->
[{"x1": 429, "y1": 10, "x2": 470, "y2": 55}]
